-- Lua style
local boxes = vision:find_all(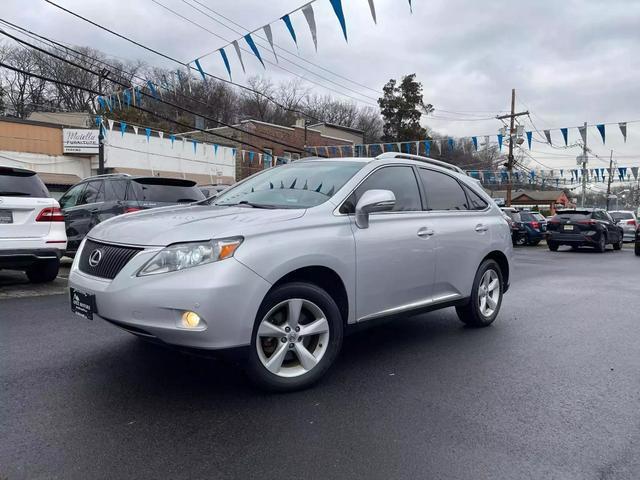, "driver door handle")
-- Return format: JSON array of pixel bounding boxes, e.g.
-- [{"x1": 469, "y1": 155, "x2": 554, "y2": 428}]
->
[
  {"x1": 475, "y1": 224, "x2": 489, "y2": 233},
  {"x1": 417, "y1": 227, "x2": 435, "y2": 238}
]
